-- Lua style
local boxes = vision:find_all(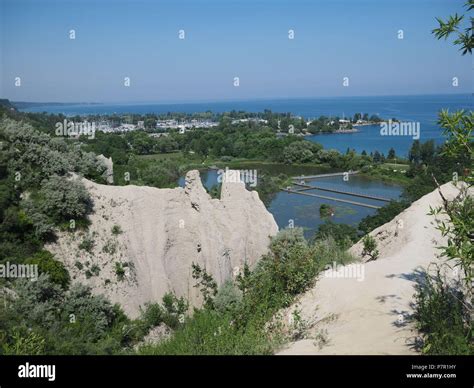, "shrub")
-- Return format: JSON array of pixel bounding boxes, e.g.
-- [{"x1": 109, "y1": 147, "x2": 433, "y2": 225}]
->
[
  {"x1": 90, "y1": 264, "x2": 100, "y2": 276},
  {"x1": 191, "y1": 263, "x2": 218, "y2": 309},
  {"x1": 362, "y1": 235, "x2": 379, "y2": 261},
  {"x1": 36, "y1": 175, "x2": 93, "y2": 222},
  {"x1": 214, "y1": 280, "x2": 242, "y2": 313},
  {"x1": 25, "y1": 250, "x2": 70, "y2": 289},
  {"x1": 414, "y1": 271, "x2": 472, "y2": 355},
  {"x1": 111, "y1": 225, "x2": 122, "y2": 235},
  {"x1": 102, "y1": 240, "x2": 117, "y2": 255},
  {"x1": 9, "y1": 274, "x2": 64, "y2": 328},
  {"x1": 115, "y1": 262, "x2": 126, "y2": 281},
  {"x1": 21, "y1": 205, "x2": 55, "y2": 240},
  {"x1": 79, "y1": 235, "x2": 95, "y2": 253},
  {"x1": 136, "y1": 293, "x2": 189, "y2": 339},
  {"x1": 139, "y1": 303, "x2": 164, "y2": 331},
  {"x1": 61, "y1": 283, "x2": 119, "y2": 341}
]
